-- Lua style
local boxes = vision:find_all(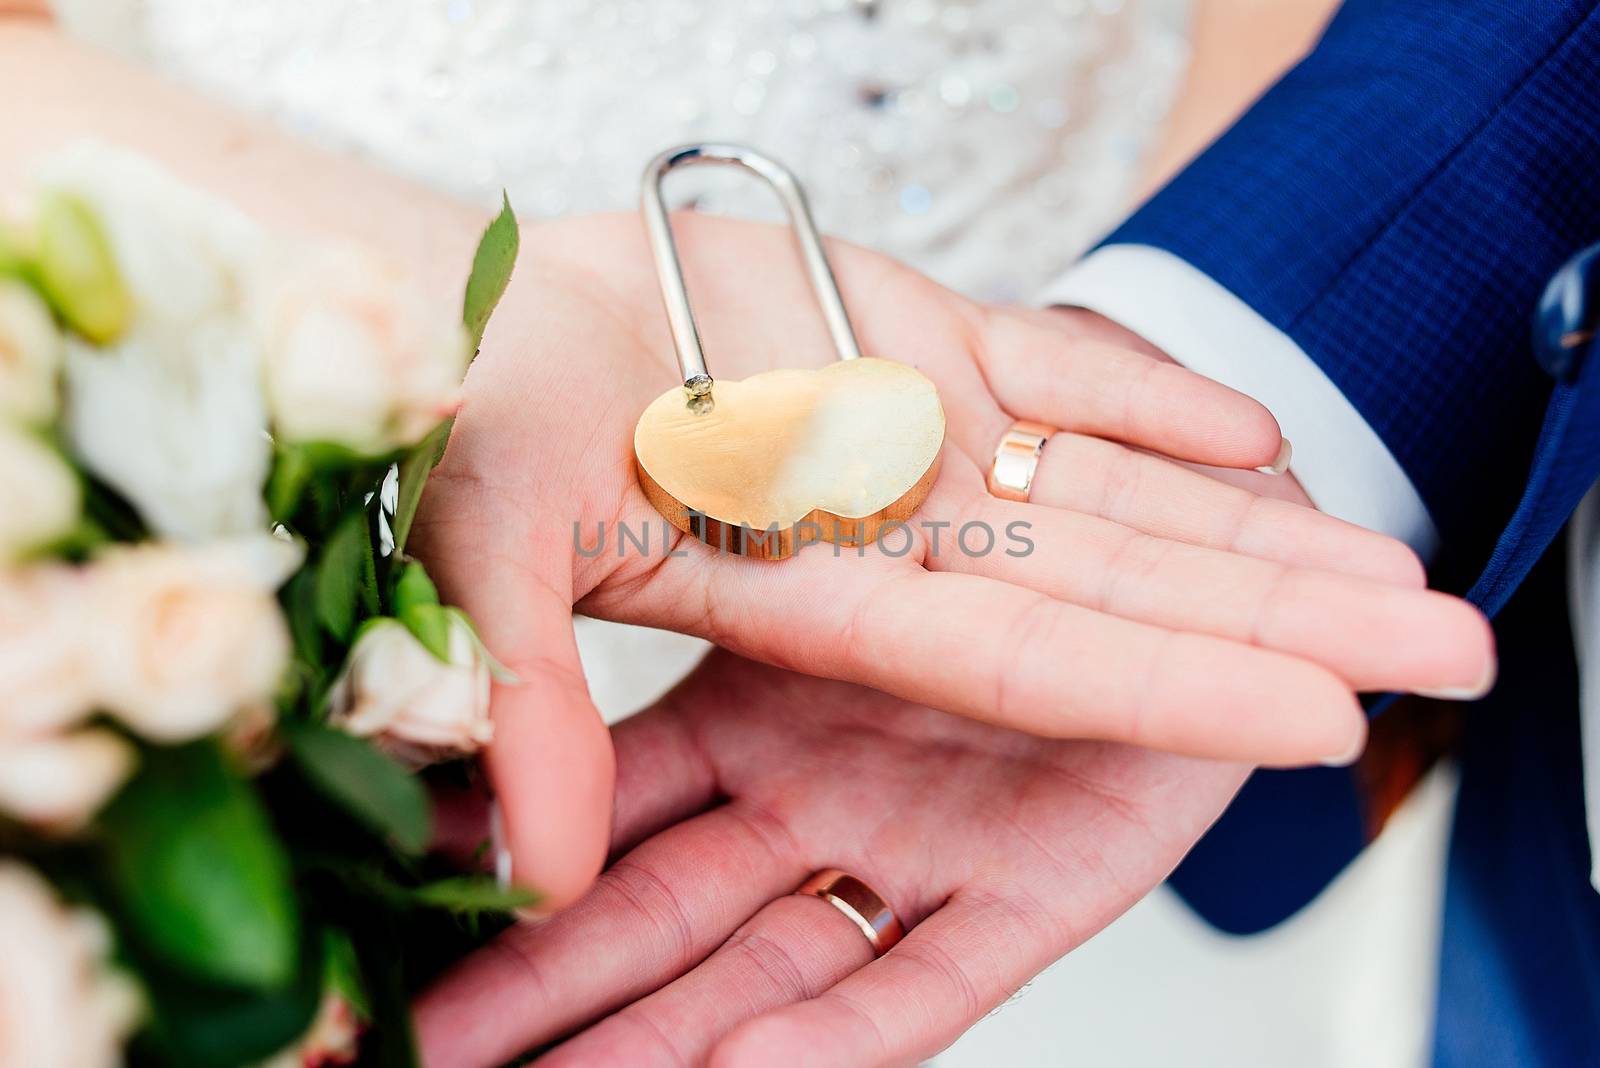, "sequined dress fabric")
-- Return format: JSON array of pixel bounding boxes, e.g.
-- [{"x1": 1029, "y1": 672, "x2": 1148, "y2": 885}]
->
[{"x1": 56, "y1": 0, "x2": 1187, "y2": 303}]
